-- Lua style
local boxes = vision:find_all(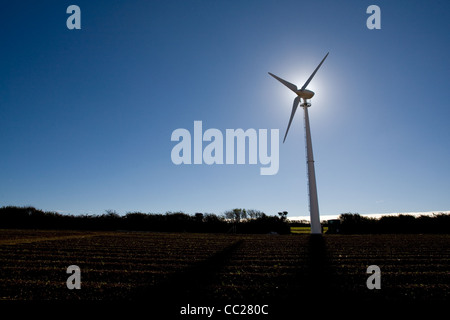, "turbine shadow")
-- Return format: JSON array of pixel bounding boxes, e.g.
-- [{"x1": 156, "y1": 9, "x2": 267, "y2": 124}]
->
[
  {"x1": 294, "y1": 235, "x2": 341, "y2": 305},
  {"x1": 129, "y1": 239, "x2": 244, "y2": 304}
]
